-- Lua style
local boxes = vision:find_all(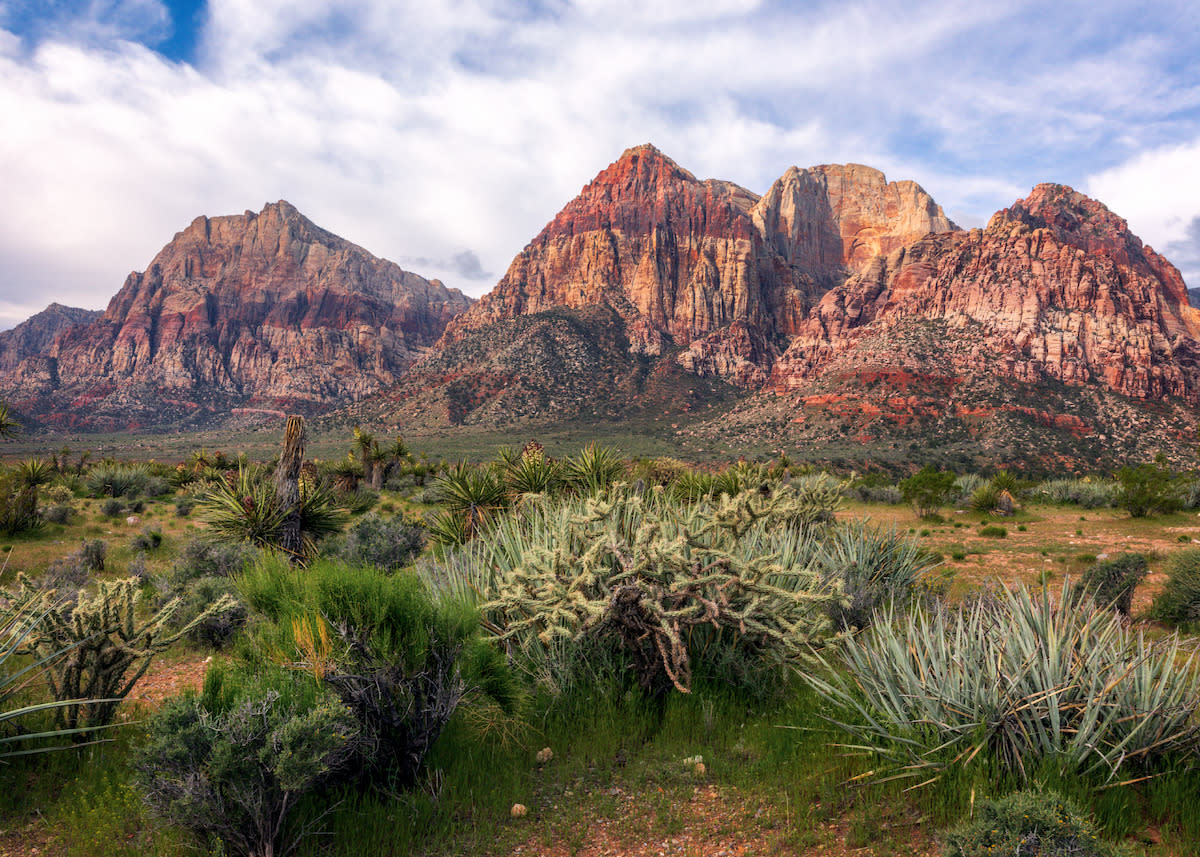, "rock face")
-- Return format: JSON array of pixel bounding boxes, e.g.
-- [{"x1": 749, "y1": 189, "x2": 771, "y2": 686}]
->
[
  {"x1": 1, "y1": 201, "x2": 471, "y2": 430},
  {"x1": 772, "y1": 183, "x2": 1200, "y2": 405},
  {"x1": 0, "y1": 303, "x2": 100, "y2": 373},
  {"x1": 441, "y1": 145, "x2": 954, "y2": 386}
]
